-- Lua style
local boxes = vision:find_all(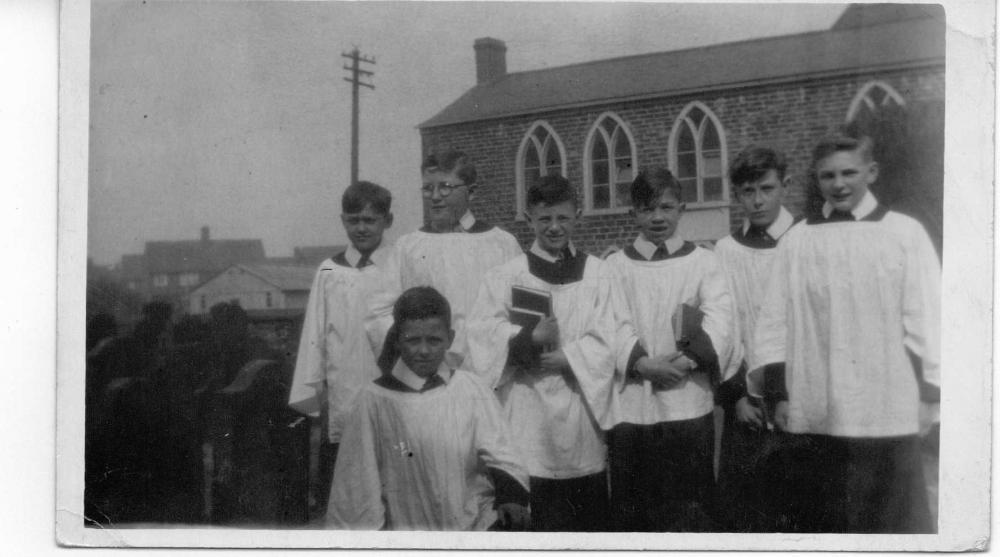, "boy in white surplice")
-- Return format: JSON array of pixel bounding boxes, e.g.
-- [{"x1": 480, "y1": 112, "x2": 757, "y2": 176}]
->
[
  {"x1": 750, "y1": 135, "x2": 940, "y2": 533},
  {"x1": 467, "y1": 174, "x2": 648, "y2": 531},
  {"x1": 604, "y1": 167, "x2": 735, "y2": 532},
  {"x1": 327, "y1": 286, "x2": 529, "y2": 531},
  {"x1": 366, "y1": 150, "x2": 523, "y2": 369},
  {"x1": 287, "y1": 181, "x2": 396, "y2": 515}
]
